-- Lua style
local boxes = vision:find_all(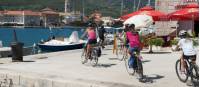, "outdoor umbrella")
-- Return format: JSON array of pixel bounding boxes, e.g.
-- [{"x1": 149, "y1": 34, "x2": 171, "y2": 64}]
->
[
  {"x1": 120, "y1": 6, "x2": 166, "y2": 21},
  {"x1": 168, "y1": 3, "x2": 199, "y2": 21},
  {"x1": 123, "y1": 15, "x2": 153, "y2": 29},
  {"x1": 168, "y1": 3, "x2": 199, "y2": 37}
]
